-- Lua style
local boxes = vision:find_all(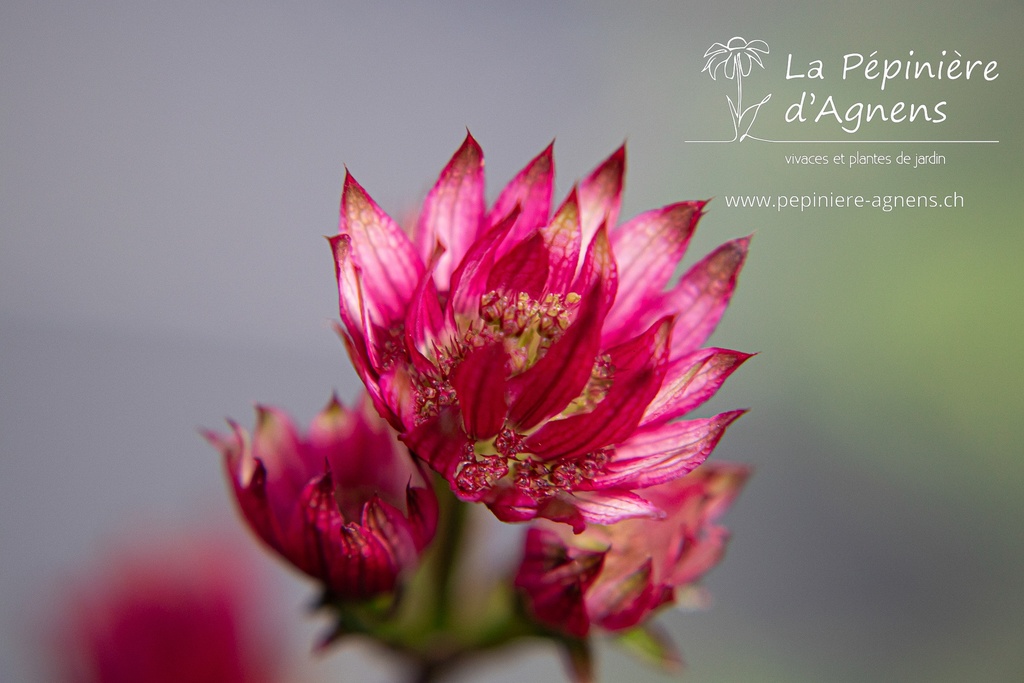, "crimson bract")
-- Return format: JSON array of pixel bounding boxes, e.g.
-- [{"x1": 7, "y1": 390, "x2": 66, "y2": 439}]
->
[
  {"x1": 515, "y1": 462, "x2": 750, "y2": 638},
  {"x1": 205, "y1": 395, "x2": 437, "y2": 601}
]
